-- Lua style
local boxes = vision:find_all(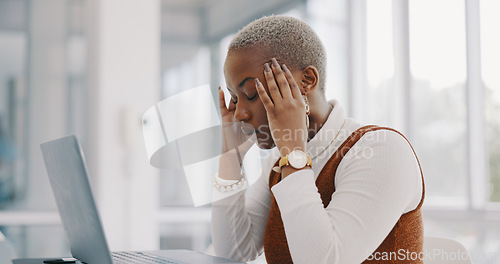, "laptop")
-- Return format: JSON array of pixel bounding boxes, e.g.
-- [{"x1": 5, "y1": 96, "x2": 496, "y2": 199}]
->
[{"x1": 13, "y1": 135, "x2": 244, "y2": 264}]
